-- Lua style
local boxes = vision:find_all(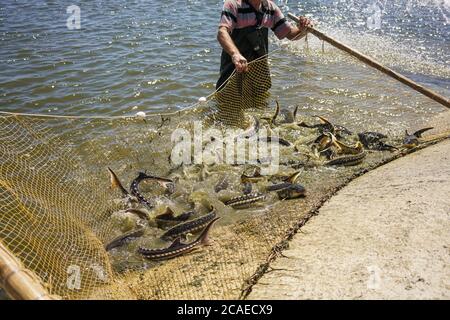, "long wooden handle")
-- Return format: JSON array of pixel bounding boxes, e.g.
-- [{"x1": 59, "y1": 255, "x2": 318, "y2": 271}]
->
[
  {"x1": 0, "y1": 241, "x2": 58, "y2": 300},
  {"x1": 287, "y1": 13, "x2": 450, "y2": 109}
]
